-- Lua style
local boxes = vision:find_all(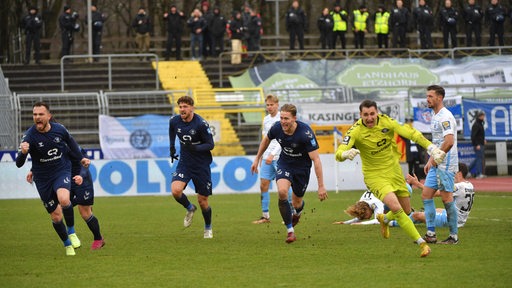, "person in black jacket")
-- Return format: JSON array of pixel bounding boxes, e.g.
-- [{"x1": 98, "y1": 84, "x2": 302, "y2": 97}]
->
[
  {"x1": 164, "y1": 5, "x2": 185, "y2": 60},
  {"x1": 389, "y1": 0, "x2": 409, "y2": 48},
  {"x1": 485, "y1": 0, "x2": 507, "y2": 46},
  {"x1": 228, "y1": 11, "x2": 244, "y2": 64},
  {"x1": 59, "y1": 5, "x2": 80, "y2": 58},
  {"x1": 318, "y1": 7, "x2": 334, "y2": 49},
  {"x1": 87, "y1": 4, "x2": 106, "y2": 60},
  {"x1": 132, "y1": 7, "x2": 153, "y2": 59},
  {"x1": 463, "y1": 0, "x2": 483, "y2": 47},
  {"x1": 286, "y1": 0, "x2": 307, "y2": 50},
  {"x1": 247, "y1": 8, "x2": 263, "y2": 63},
  {"x1": 22, "y1": 6, "x2": 43, "y2": 64},
  {"x1": 208, "y1": 6, "x2": 227, "y2": 57},
  {"x1": 188, "y1": 9, "x2": 207, "y2": 60},
  {"x1": 469, "y1": 111, "x2": 486, "y2": 178},
  {"x1": 201, "y1": 2, "x2": 214, "y2": 58},
  {"x1": 439, "y1": 0, "x2": 459, "y2": 48},
  {"x1": 413, "y1": 0, "x2": 434, "y2": 49}
]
